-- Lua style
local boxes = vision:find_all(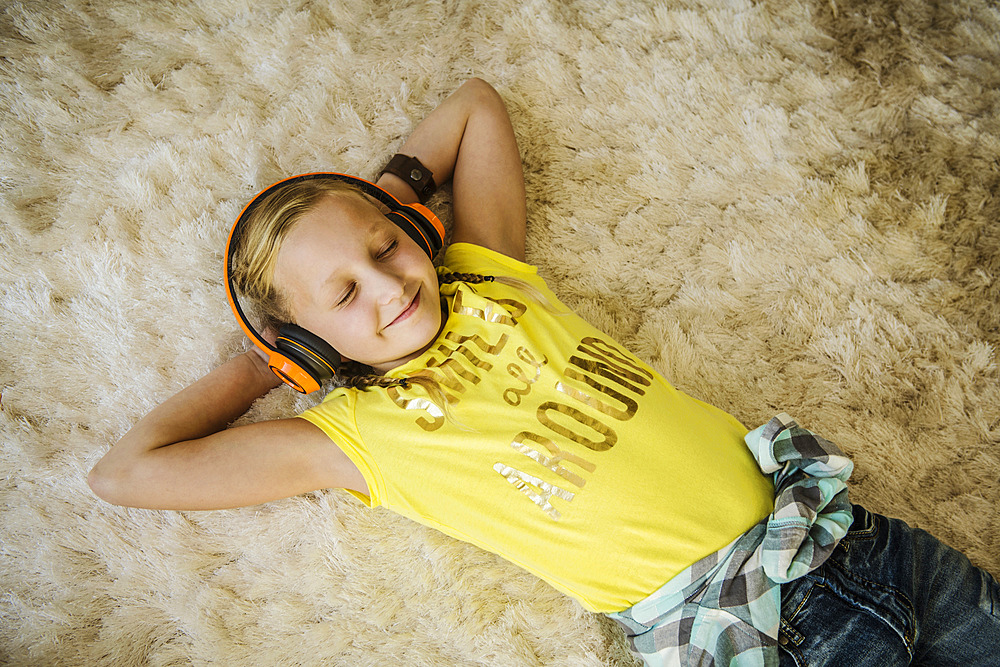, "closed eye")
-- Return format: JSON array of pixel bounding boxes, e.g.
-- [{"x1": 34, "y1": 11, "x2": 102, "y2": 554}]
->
[
  {"x1": 337, "y1": 282, "x2": 356, "y2": 307},
  {"x1": 377, "y1": 239, "x2": 399, "y2": 259},
  {"x1": 335, "y1": 239, "x2": 398, "y2": 307}
]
